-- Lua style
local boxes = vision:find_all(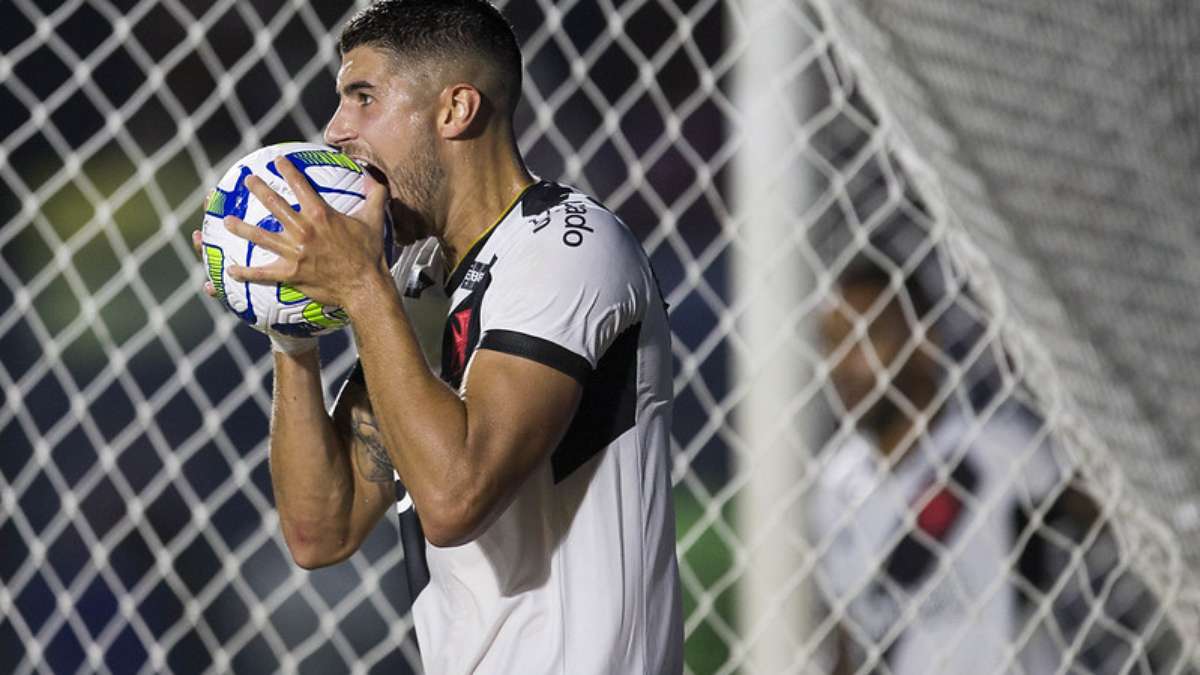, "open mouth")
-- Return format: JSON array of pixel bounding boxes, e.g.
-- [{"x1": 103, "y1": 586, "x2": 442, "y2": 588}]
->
[{"x1": 353, "y1": 157, "x2": 389, "y2": 188}]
